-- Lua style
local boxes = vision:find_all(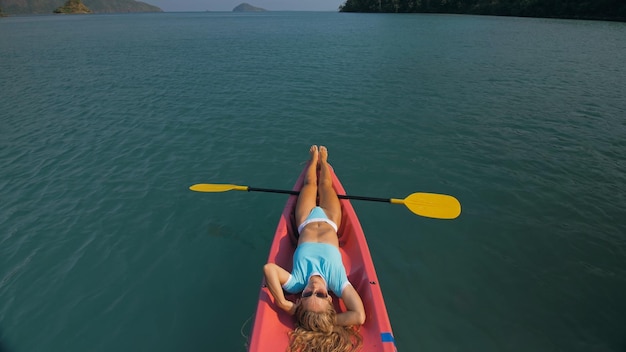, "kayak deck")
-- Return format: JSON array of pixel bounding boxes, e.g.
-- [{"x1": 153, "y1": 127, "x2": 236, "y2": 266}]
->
[{"x1": 248, "y1": 163, "x2": 396, "y2": 351}]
